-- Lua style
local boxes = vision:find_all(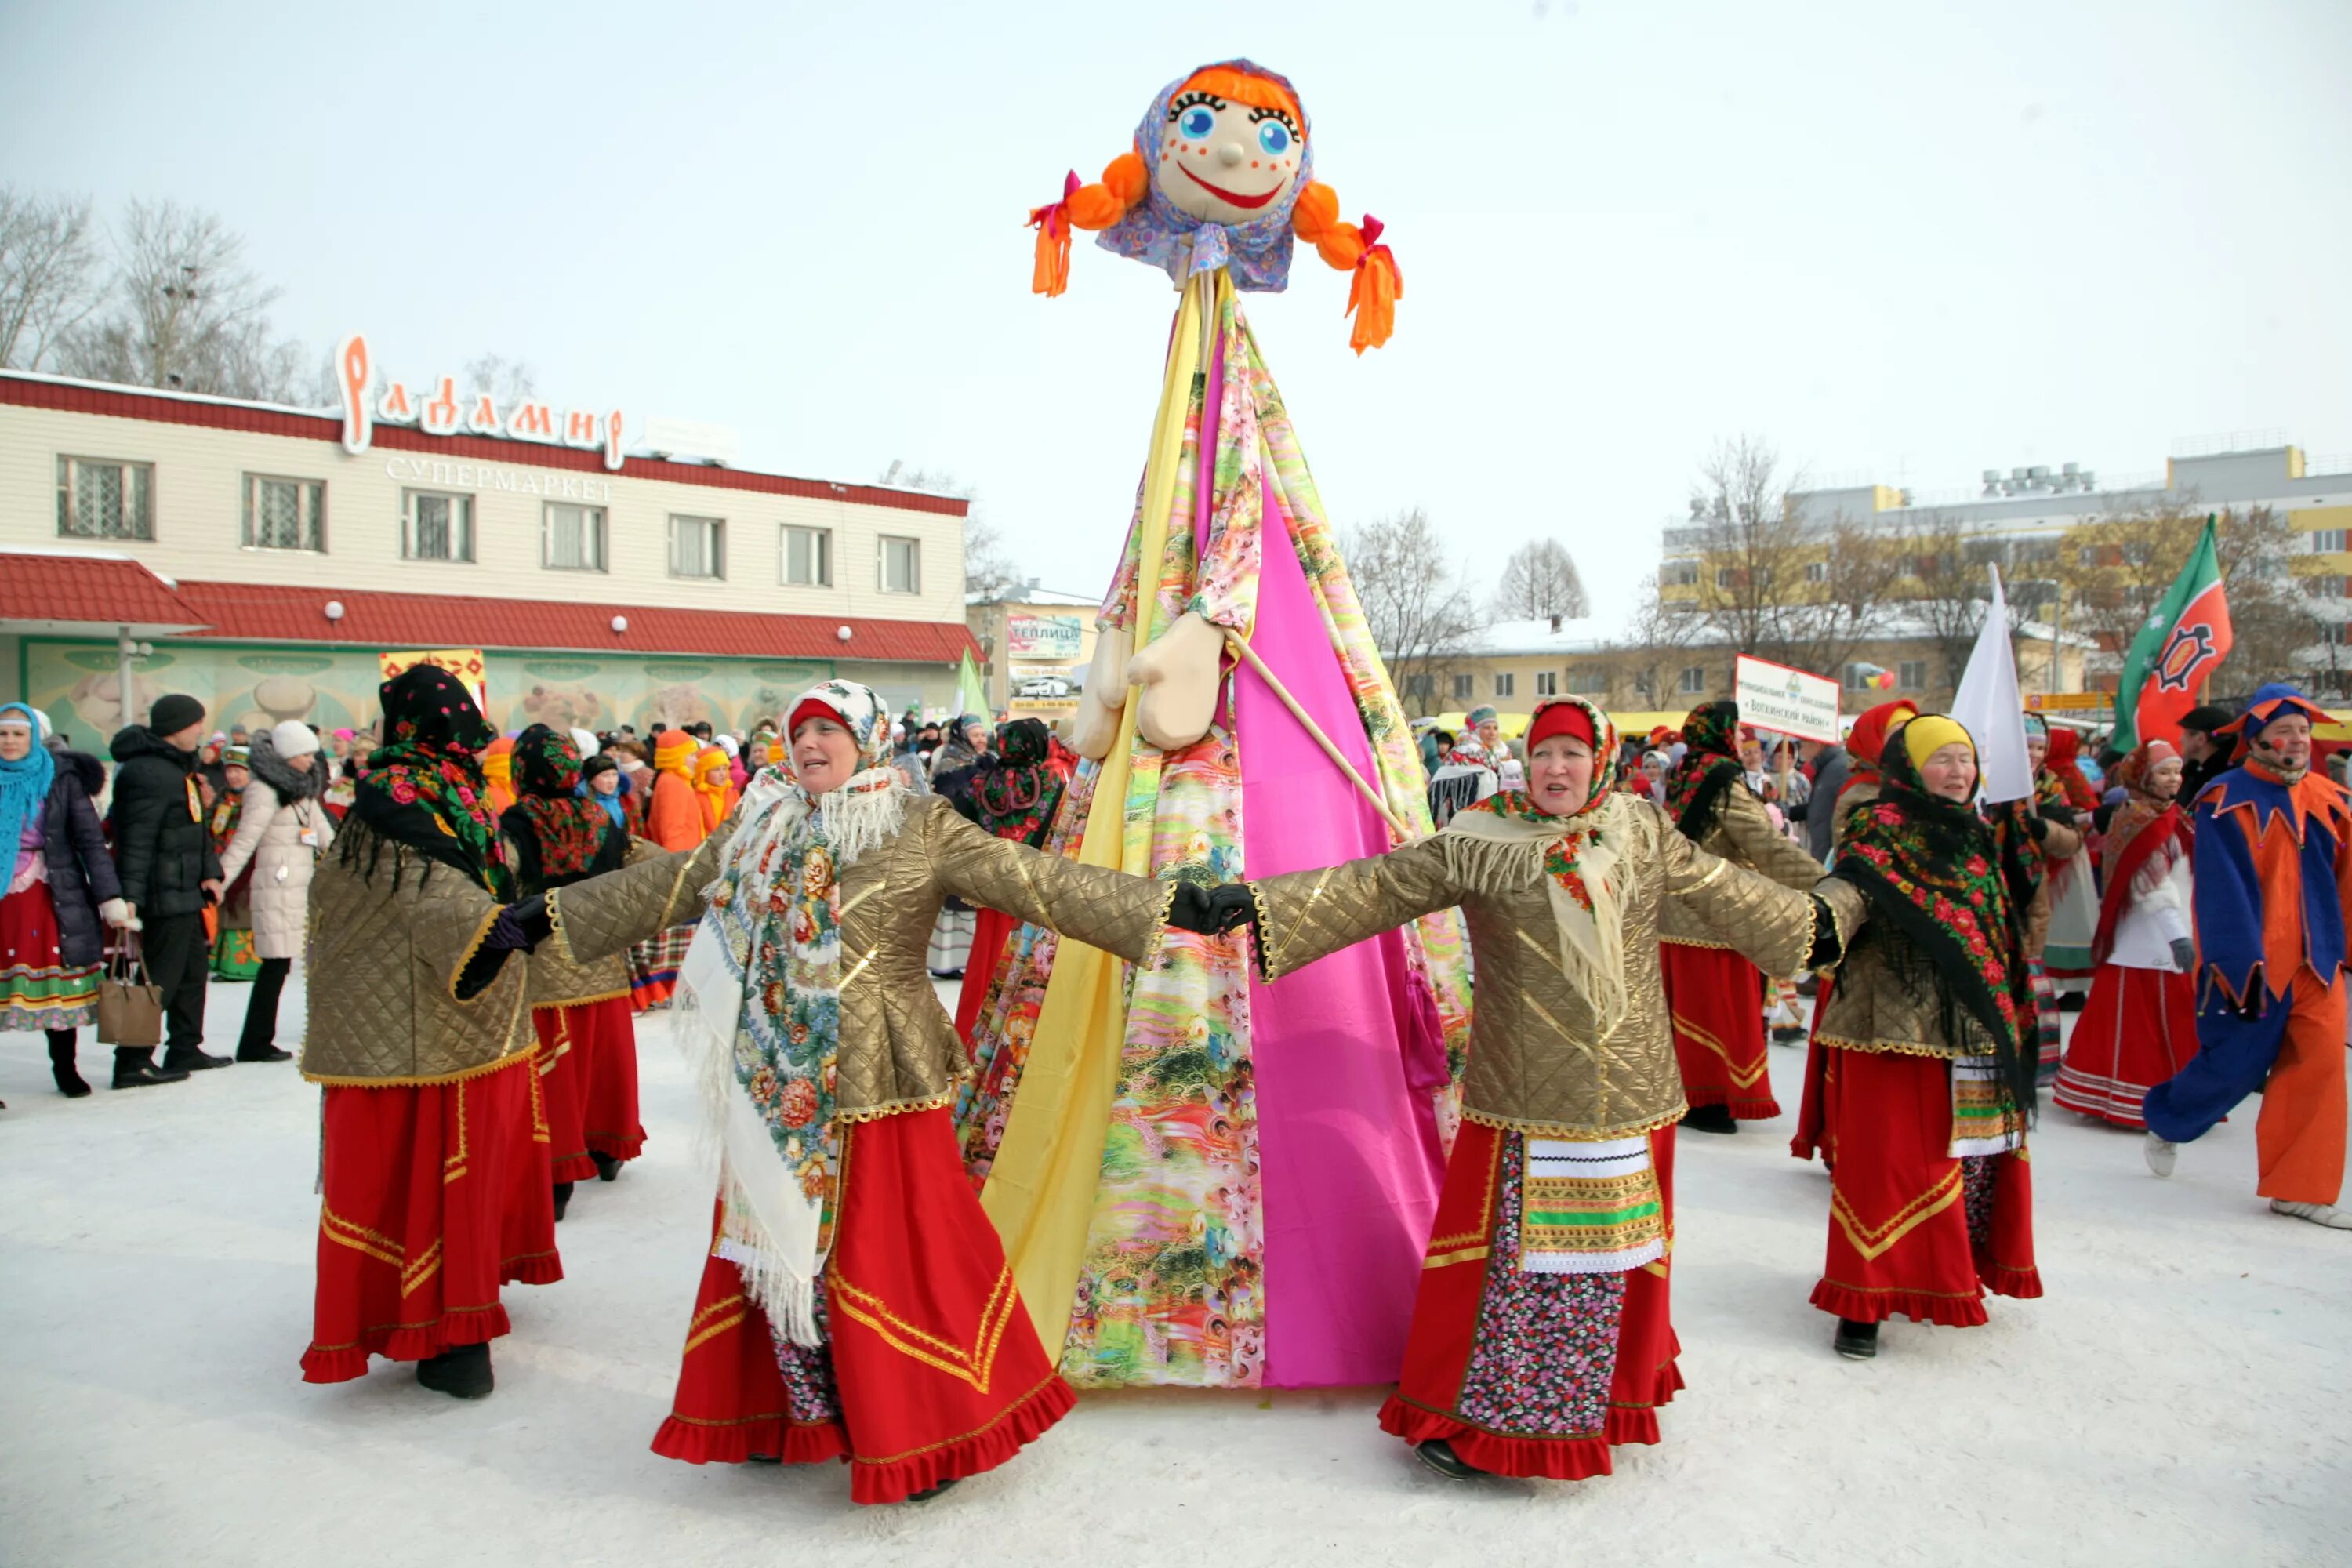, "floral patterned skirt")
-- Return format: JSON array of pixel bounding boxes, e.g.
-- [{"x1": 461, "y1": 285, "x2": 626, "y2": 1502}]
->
[
  {"x1": 1377, "y1": 1120, "x2": 1682, "y2": 1479},
  {"x1": 1, "y1": 880, "x2": 100, "y2": 1033}
]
